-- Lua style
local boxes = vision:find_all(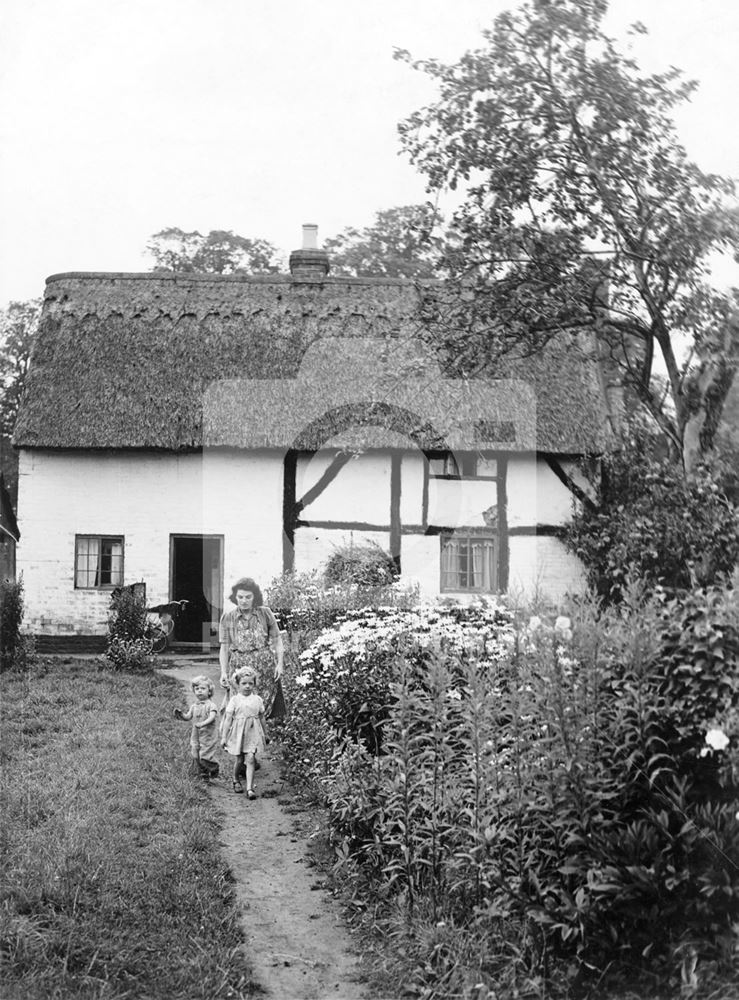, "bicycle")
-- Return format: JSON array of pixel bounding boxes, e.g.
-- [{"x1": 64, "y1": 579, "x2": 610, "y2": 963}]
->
[{"x1": 145, "y1": 600, "x2": 189, "y2": 653}]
